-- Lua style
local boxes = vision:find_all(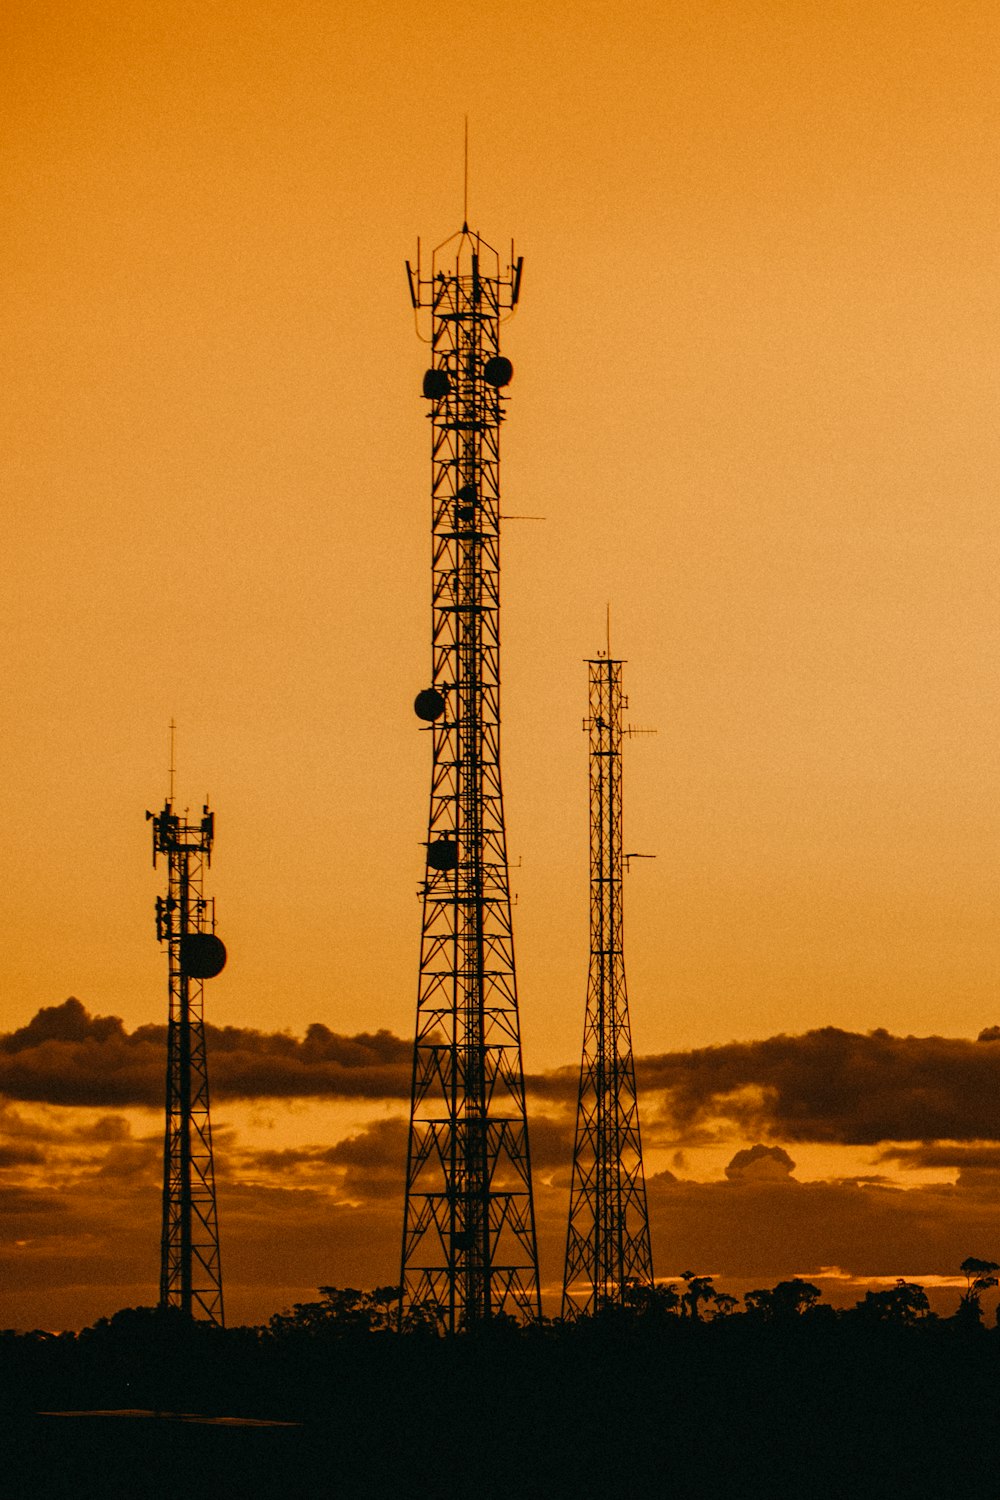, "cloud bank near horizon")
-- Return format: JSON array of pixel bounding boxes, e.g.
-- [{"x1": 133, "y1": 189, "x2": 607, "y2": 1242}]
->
[
  {"x1": 633, "y1": 1027, "x2": 1000, "y2": 1145},
  {"x1": 0, "y1": 999, "x2": 411, "y2": 1107},
  {"x1": 6, "y1": 1001, "x2": 1000, "y2": 1152}
]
